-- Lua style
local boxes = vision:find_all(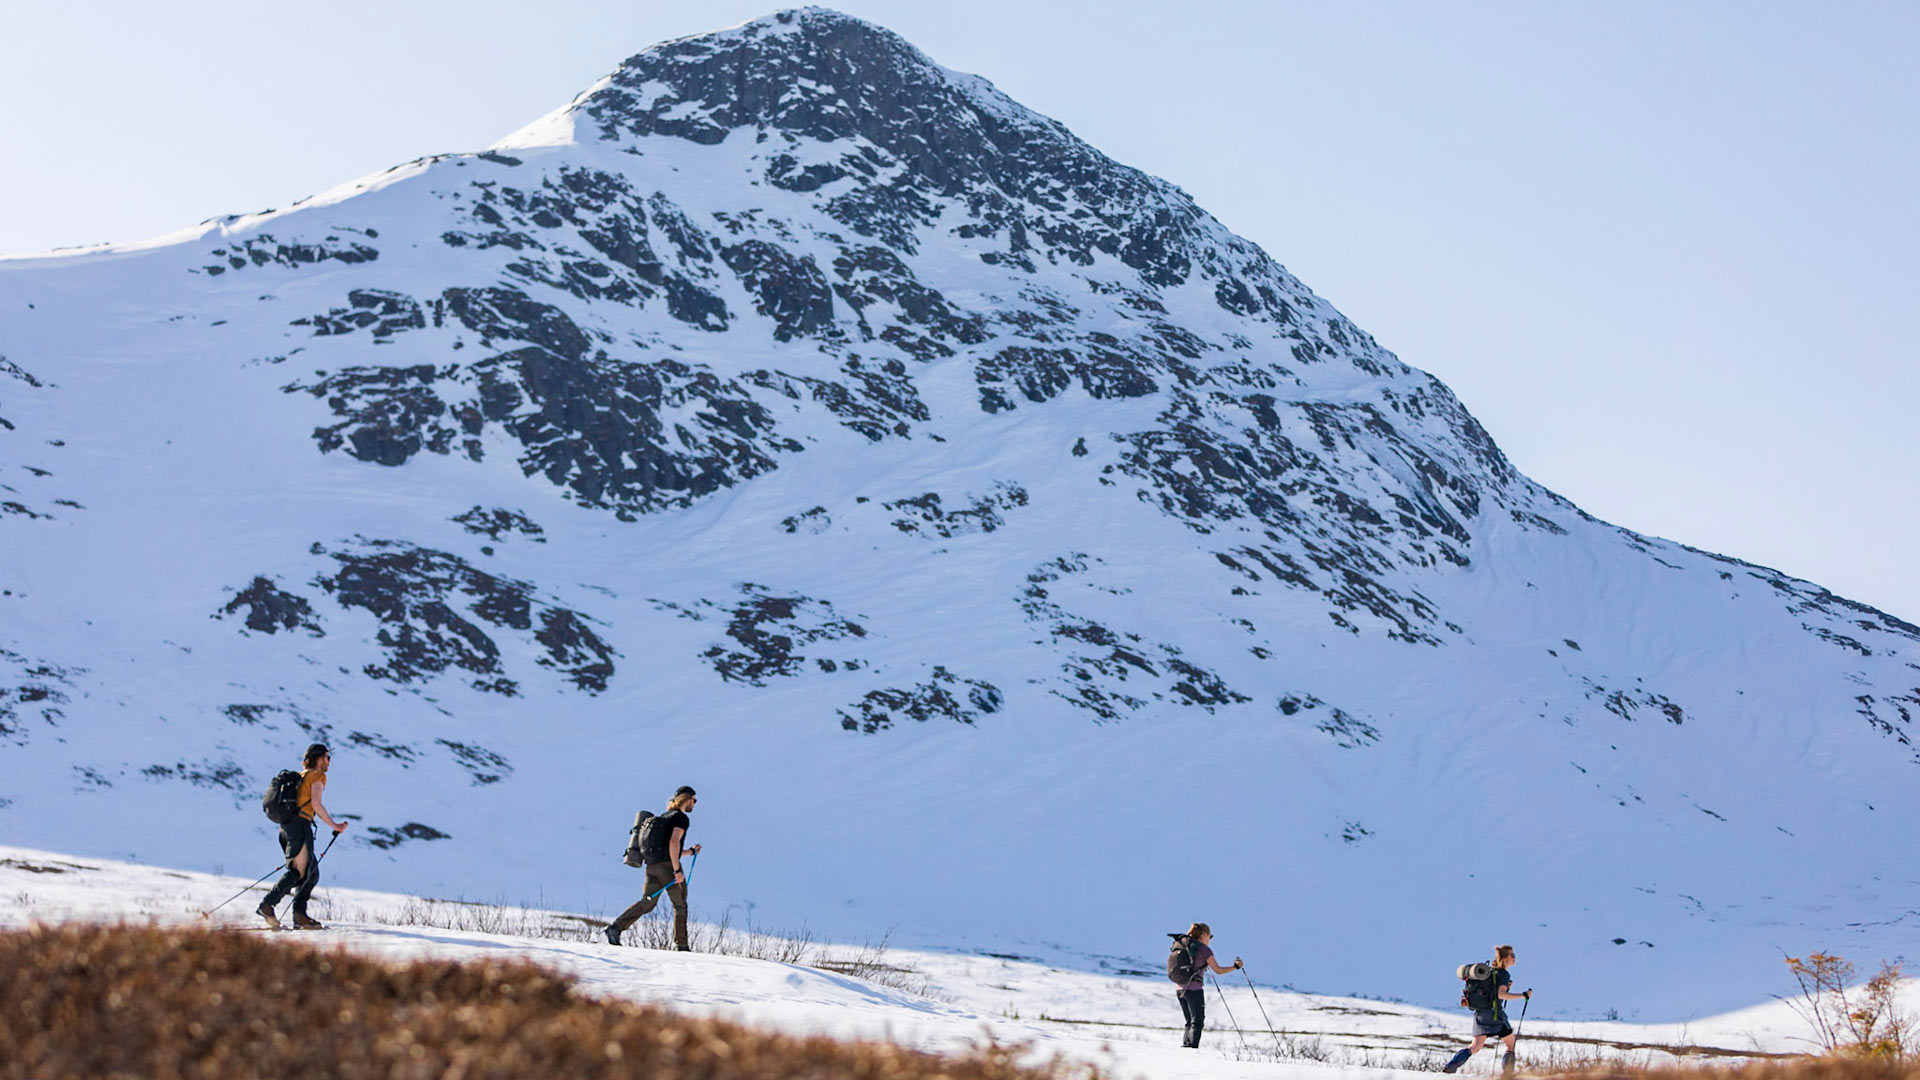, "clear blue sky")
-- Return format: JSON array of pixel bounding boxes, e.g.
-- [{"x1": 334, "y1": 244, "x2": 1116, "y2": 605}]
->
[{"x1": 5, "y1": 1, "x2": 1915, "y2": 619}]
